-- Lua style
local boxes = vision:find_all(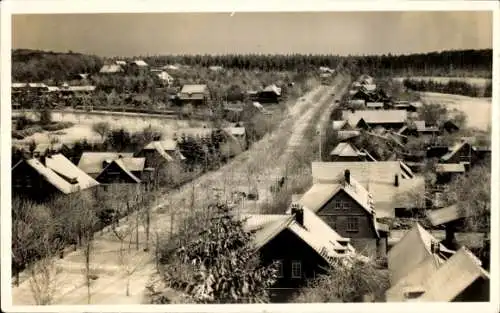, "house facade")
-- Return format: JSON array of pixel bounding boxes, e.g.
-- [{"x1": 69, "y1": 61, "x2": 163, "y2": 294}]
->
[
  {"x1": 95, "y1": 158, "x2": 146, "y2": 184},
  {"x1": 177, "y1": 84, "x2": 210, "y2": 106}
]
